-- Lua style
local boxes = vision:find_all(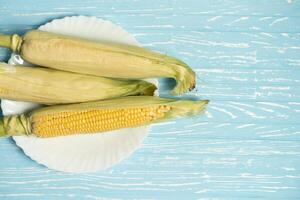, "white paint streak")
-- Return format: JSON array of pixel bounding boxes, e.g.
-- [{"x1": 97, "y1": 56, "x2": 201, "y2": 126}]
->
[
  {"x1": 269, "y1": 17, "x2": 289, "y2": 26},
  {"x1": 259, "y1": 107, "x2": 275, "y2": 113},
  {"x1": 186, "y1": 122, "x2": 209, "y2": 128},
  {"x1": 13, "y1": 12, "x2": 71, "y2": 16},
  {"x1": 260, "y1": 32, "x2": 276, "y2": 39},
  {"x1": 207, "y1": 16, "x2": 222, "y2": 22},
  {"x1": 135, "y1": 25, "x2": 174, "y2": 28},
  {"x1": 115, "y1": 8, "x2": 173, "y2": 13},
  {"x1": 210, "y1": 106, "x2": 237, "y2": 119},
  {"x1": 250, "y1": 26, "x2": 260, "y2": 30},
  {"x1": 229, "y1": 102, "x2": 254, "y2": 108},
  {"x1": 251, "y1": 41, "x2": 271, "y2": 46},
  {"x1": 259, "y1": 17, "x2": 272, "y2": 21},
  {"x1": 287, "y1": 59, "x2": 300, "y2": 66},
  {"x1": 225, "y1": 16, "x2": 249, "y2": 26},
  {"x1": 257, "y1": 102, "x2": 290, "y2": 109},
  {"x1": 196, "y1": 189, "x2": 211, "y2": 194},
  {"x1": 215, "y1": 123, "x2": 230, "y2": 128},
  {"x1": 236, "y1": 124, "x2": 256, "y2": 129},
  {"x1": 152, "y1": 121, "x2": 176, "y2": 126},
  {"x1": 260, "y1": 86, "x2": 290, "y2": 91},
  {"x1": 227, "y1": 105, "x2": 266, "y2": 119},
  {"x1": 173, "y1": 38, "x2": 249, "y2": 48},
  {"x1": 143, "y1": 41, "x2": 175, "y2": 47},
  {"x1": 288, "y1": 102, "x2": 300, "y2": 105},
  {"x1": 0, "y1": 194, "x2": 44, "y2": 197},
  {"x1": 205, "y1": 111, "x2": 213, "y2": 118}
]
